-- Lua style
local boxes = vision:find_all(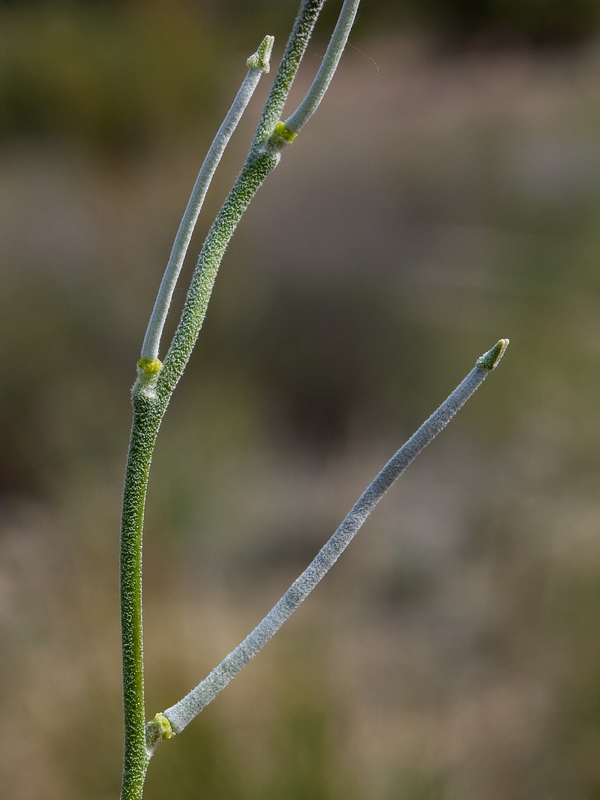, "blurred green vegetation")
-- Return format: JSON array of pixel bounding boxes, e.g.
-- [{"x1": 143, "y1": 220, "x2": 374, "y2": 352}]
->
[
  {"x1": 2, "y1": 2, "x2": 600, "y2": 799},
  {"x1": 1, "y1": 0, "x2": 599, "y2": 154}
]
